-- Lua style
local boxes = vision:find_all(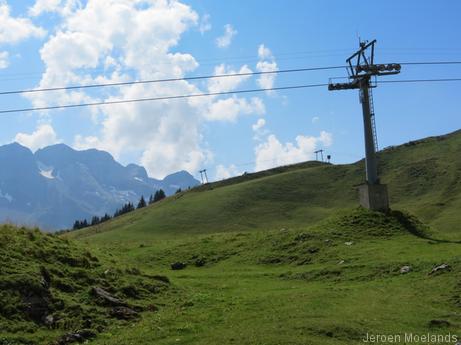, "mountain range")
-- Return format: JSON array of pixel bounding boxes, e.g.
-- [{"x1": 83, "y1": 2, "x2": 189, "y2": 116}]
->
[{"x1": 0, "y1": 142, "x2": 199, "y2": 230}]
